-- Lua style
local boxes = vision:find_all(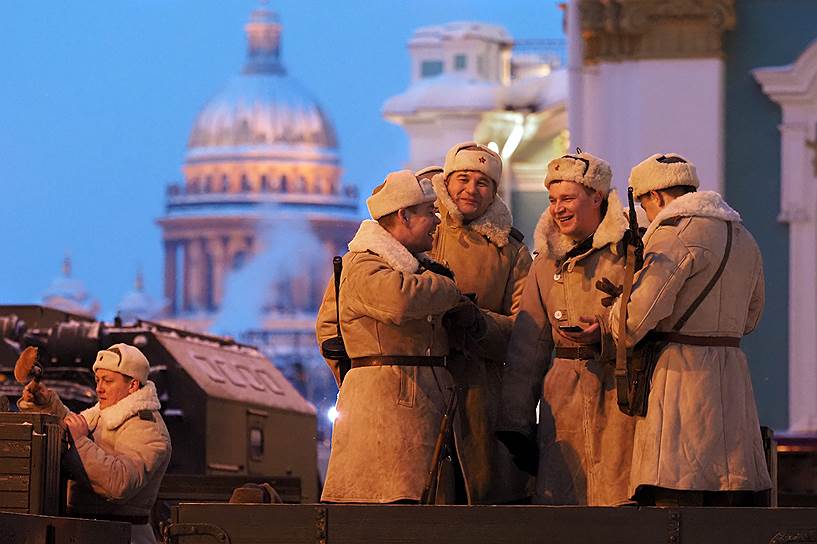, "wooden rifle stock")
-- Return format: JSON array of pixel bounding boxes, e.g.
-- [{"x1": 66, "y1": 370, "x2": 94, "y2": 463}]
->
[
  {"x1": 420, "y1": 389, "x2": 457, "y2": 504},
  {"x1": 615, "y1": 188, "x2": 644, "y2": 415},
  {"x1": 320, "y1": 256, "x2": 351, "y2": 384}
]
